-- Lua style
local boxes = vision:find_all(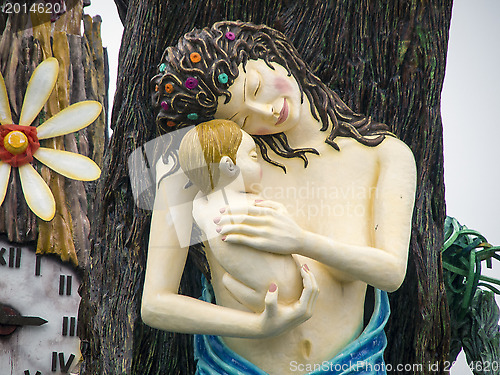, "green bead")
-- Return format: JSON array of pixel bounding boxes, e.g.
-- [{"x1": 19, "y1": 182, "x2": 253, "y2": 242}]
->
[
  {"x1": 187, "y1": 113, "x2": 198, "y2": 120},
  {"x1": 159, "y1": 63, "x2": 167, "y2": 72},
  {"x1": 218, "y1": 73, "x2": 229, "y2": 84}
]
